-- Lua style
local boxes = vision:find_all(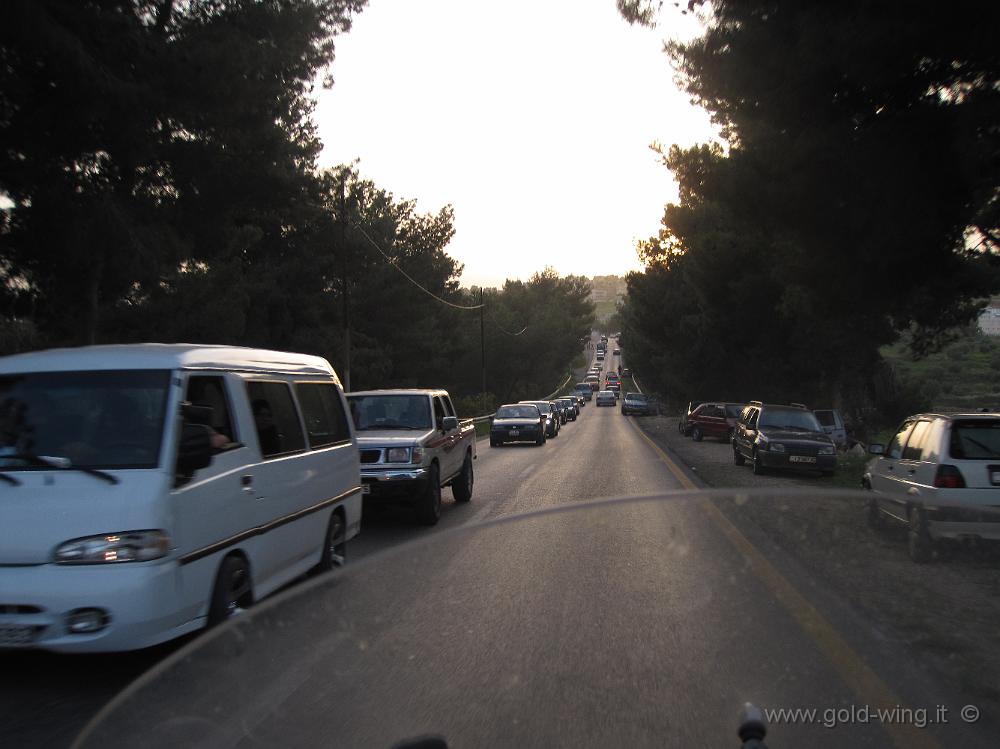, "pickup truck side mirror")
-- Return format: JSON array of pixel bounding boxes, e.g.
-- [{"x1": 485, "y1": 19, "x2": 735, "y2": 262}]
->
[{"x1": 441, "y1": 415, "x2": 458, "y2": 432}]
